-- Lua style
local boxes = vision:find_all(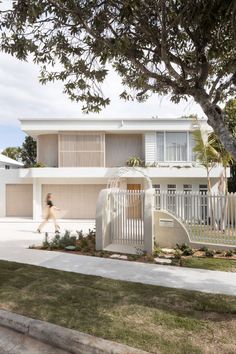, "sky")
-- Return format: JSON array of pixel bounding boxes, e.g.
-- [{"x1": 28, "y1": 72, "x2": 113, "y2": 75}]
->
[{"x1": 0, "y1": 52, "x2": 205, "y2": 151}]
